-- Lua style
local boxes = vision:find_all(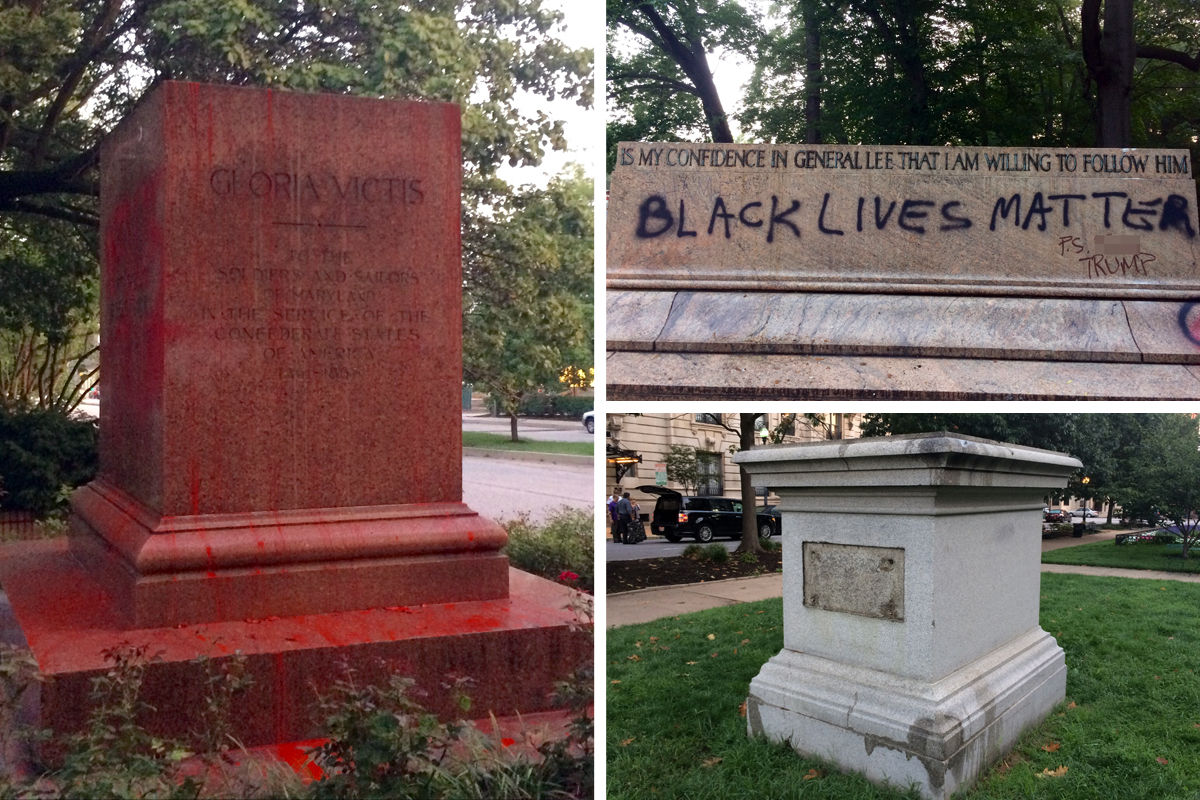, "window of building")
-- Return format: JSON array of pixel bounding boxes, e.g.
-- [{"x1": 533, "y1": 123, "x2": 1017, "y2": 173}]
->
[
  {"x1": 696, "y1": 451, "x2": 723, "y2": 496},
  {"x1": 694, "y1": 413, "x2": 723, "y2": 426}
]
